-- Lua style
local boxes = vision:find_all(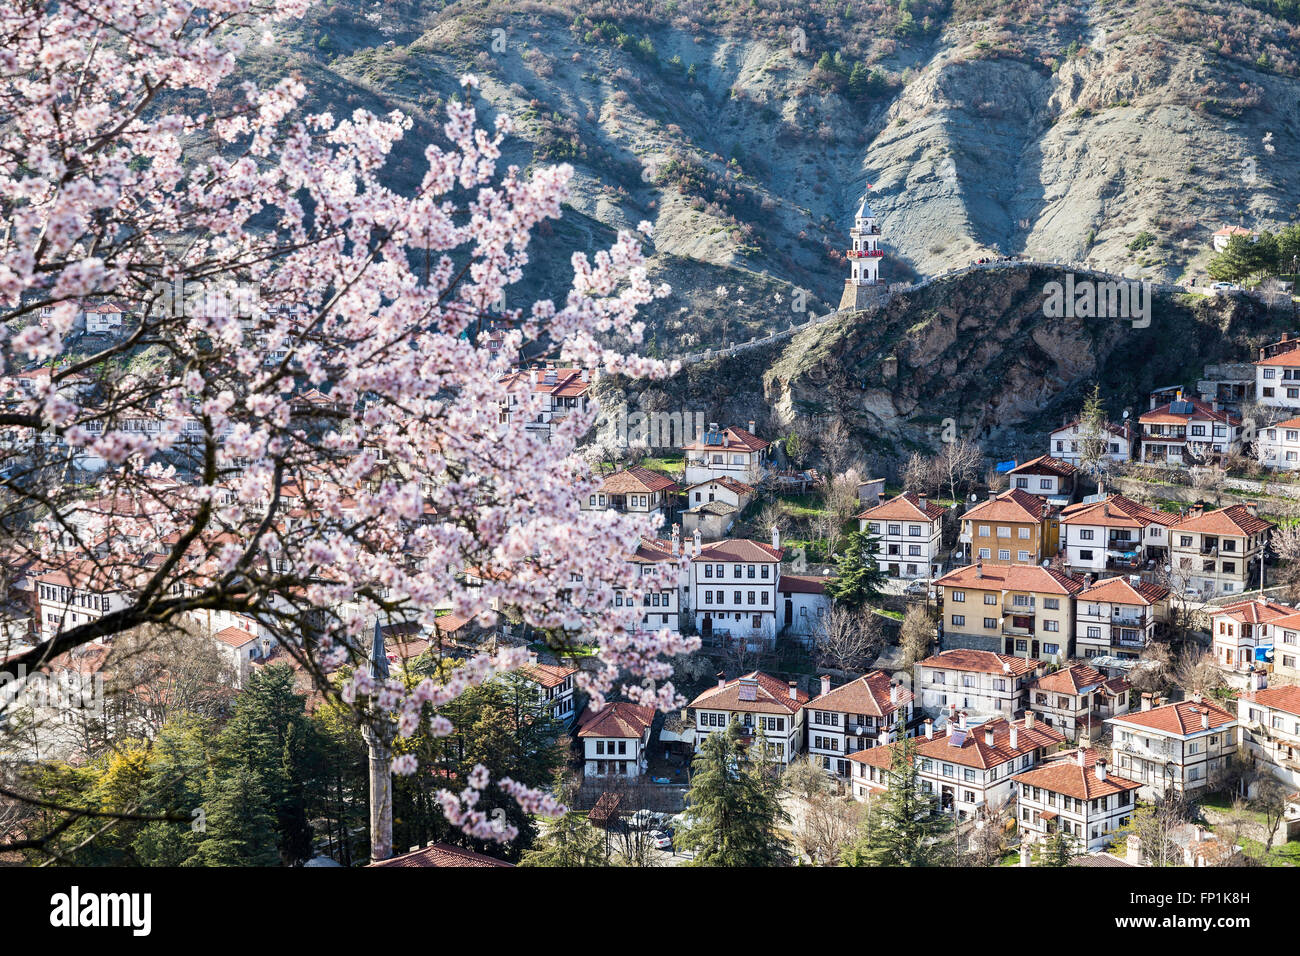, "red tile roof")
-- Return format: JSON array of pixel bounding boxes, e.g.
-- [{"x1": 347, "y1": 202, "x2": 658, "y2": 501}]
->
[
  {"x1": 935, "y1": 563, "x2": 1085, "y2": 595},
  {"x1": 1030, "y1": 663, "x2": 1108, "y2": 695},
  {"x1": 1214, "y1": 599, "x2": 1293, "y2": 625},
  {"x1": 213, "y1": 626, "x2": 257, "y2": 648},
  {"x1": 1236, "y1": 684, "x2": 1300, "y2": 718},
  {"x1": 577, "y1": 701, "x2": 655, "y2": 738},
  {"x1": 916, "y1": 648, "x2": 1040, "y2": 677},
  {"x1": 778, "y1": 574, "x2": 829, "y2": 595},
  {"x1": 682, "y1": 425, "x2": 769, "y2": 454},
  {"x1": 683, "y1": 476, "x2": 756, "y2": 497},
  {"x1": 808, "y1": 670, "x2": 914, "y2": 717},
  {"x1": 1009, "y1": 454, "x2": 1077, "y2": 479},
  {"x1": 694, "y1": 538, "x2": 782, "y2": 563},
  {"x1": 856, "y1": 491, "x2": 948, "y2": 522},
  {"x1": 520, "y1": 661, "x2": 577, "y2": 689},
  {"x1": 963, "y1": 488, "x2": 1055, "y2": 524},
  {"x1": 1109, "y1": 699, "x2": 1235, "y2": 736},
  {"x1": 1060, "y1": 494, "x2": 1176, "y2": 530},
  {"x1": 850, "y1": 715, "x2": 1064, "y2": 771},
  {"x1": 1140, "y1": 396, "x2": 1240, "y2": 425},
  {"x1": 690, "y1": 671, "x2": 810, "y2": 714},
  {"x1": 1077, "y1": 576, "x2": 1169, "y2": 606},
  {"x1": 600, "y1": 466, "x2": 678, "y2": 495},
  {"x1": 1172, "y1": 503, "x2": 1273, "y2": 537},
  {"x1": 369, "y1": 842, "x2": 513, "y2": 867},
  {"x1": 1011, "y1": 749, "x2": 1140, "y2": 800}
]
